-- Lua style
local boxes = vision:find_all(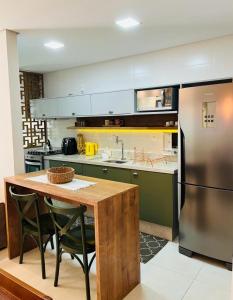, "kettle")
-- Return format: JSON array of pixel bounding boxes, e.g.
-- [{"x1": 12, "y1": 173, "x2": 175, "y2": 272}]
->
[{"x1": 85, "y1": 142, "x2": 98, "y2": 156}]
